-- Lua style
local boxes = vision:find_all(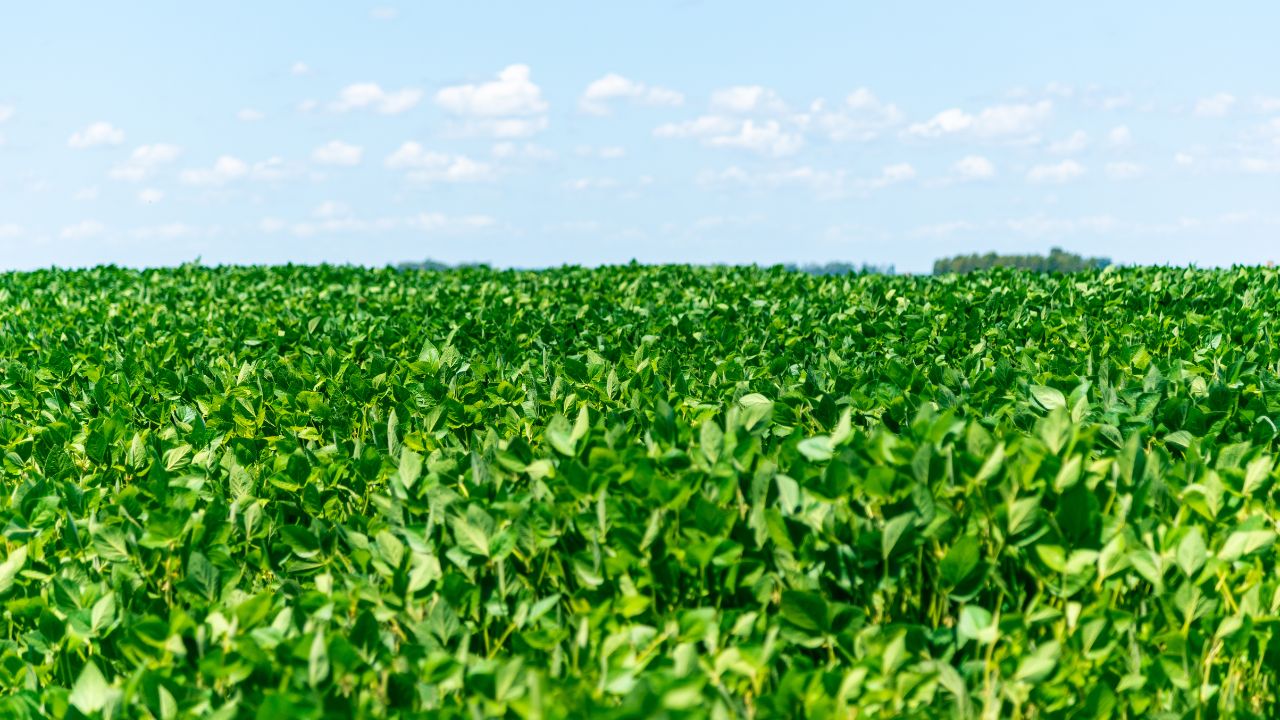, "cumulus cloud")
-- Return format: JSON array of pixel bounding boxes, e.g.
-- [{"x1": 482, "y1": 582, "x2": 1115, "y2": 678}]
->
[
  {"x1": 699, "y1": 162, "x2": 912, "y2": 196},
  {"x1": 437, "y1": 65, "x2": 548, "y2": 115},
  {"x1": 800, "y1": 89, "x2": 903, "y2": 142},
  {"x1": 1105, "y1": 162, "x2": 1143, "y2": 180},
  {"x1": 0, "y1": 223, "x2": 22, "y2": 239},
  {"x1": 491, "y1": 142, "x2": 556, "y2": 160},
  {"x1": 179, "y1": 156, "x2": 250, "y2": 186},
  {"x1": 109, "y1": 144, "x2": 182, "y2": 182},
  {"x1": 907, "y1": 101, "x2": 1051, "y2": 140},
  {"x1": 565, "y1": 177, "x2": 620, "y2": 191},
  {"x1": 1108, "y1": 125, "x2": 1132, "y2": 147},
  {"x1": 237, "y1": 108, "x2": 265, "y2": 122},
  {"x1": 0, "y1": 105, "x2": 12, "y2": 123},
  {"x1": 371, "y1": 6, "x2": 398, "y2": 19},
  {"x1": 953, "y1": 155, "x2": 996, "y2": 180},
  {"x1": 579, "y1": 73, "x2": 684, "y2": 115},
  {"x1": 331, "y1": 83, "x2": 423, "y2": 114},
  {"x1": 709, "y1": 85, "x2": 788, "y2": 114},
  {"x1": 655, "y1": 117, "x2": 802, "y2": 156},
  {"x1": 68, "y1": 122, "x2": 125, "y2": 149},
  {"x1": 1027, "y1": 159, "x2": 1085, "y2": 183},
  {"x1": 436, "y1": 65, "x2": 548, "y2": 137},
  {"x1": 1048, "y1": 130, "x2": 1089, "y2": 154},
  {"x1": 311, "y1": 140, "x2": 364, "y2": 166},
  {"x1": 1194, "y1": 92, "x2": 1235, "y2": 117},
  {"x1": 138, "y1": 188, "x2": 164, "y2": 204},
  {"x1": 61, "y1": 220, "x2": 105, "y2": 240},
  {"x1": 870, "y1": 163, "x2": 916, "y2": 188},
  {"x1": 291, "y1": 61, "x2": 310, "y2": 76},
  {"x1": 384, "y1": 141, "x2": 494, "y2": 182}
]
